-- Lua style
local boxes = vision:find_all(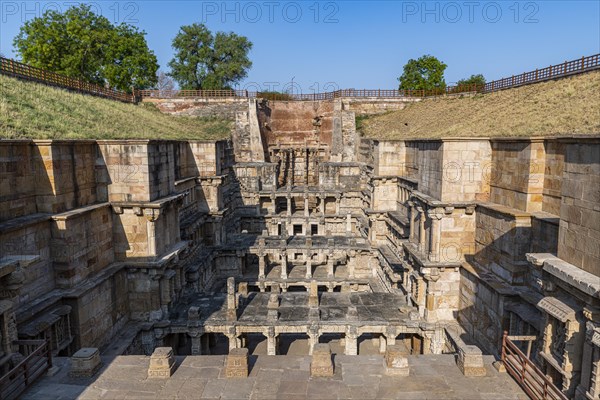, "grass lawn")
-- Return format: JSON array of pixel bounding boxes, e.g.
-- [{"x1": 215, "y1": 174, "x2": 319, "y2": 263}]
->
[
  {"x1": 360, "y1": 70, "x2": 600, "y2": 139},
  {"x1": 0, "y1": 75, "x2": 232, "y2": 140}
]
